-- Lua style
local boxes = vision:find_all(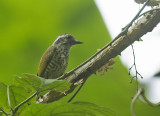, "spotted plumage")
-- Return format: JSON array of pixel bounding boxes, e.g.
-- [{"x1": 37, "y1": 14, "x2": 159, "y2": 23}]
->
[{"x1": 37, "y1": 34, "x2": 82, "y2": 79}]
